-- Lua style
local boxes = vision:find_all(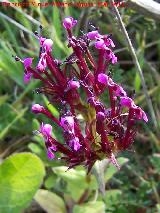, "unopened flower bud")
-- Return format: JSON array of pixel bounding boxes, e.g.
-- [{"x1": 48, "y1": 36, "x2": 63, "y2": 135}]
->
[
  {"x1": 43, "y1": 39, "x2": 53, "y2": 52},
  {"x1": 32, "y1": 104, "x2": 44, "y2": 114},
  {"x1": 97, "y1": 112, "x2": 105, "y2": 121},
  {"x1": 67, "y1": 80, "x2": 80, "y2": 90},
  {"x1": 63, "y1": 17, "x2": 77, "y2": 30}
]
